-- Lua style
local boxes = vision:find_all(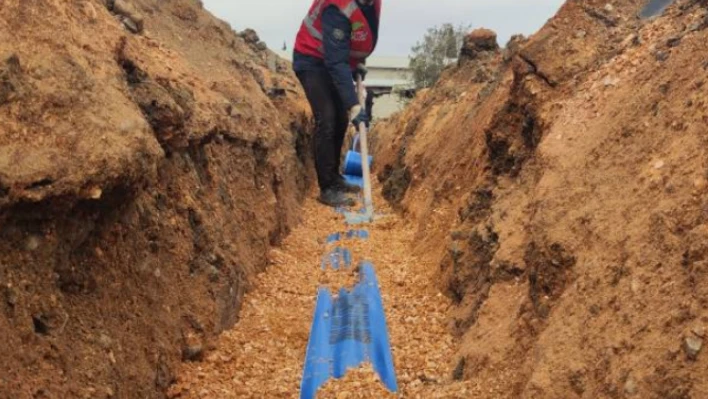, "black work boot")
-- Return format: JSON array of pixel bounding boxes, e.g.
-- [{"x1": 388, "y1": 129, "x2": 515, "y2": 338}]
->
[
  {"x1": 335, "y1": 176, "x2": 362, "y2": 194},
  {"x1": 319, "y1": 188, "x2": 356, "y2": 208}
]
